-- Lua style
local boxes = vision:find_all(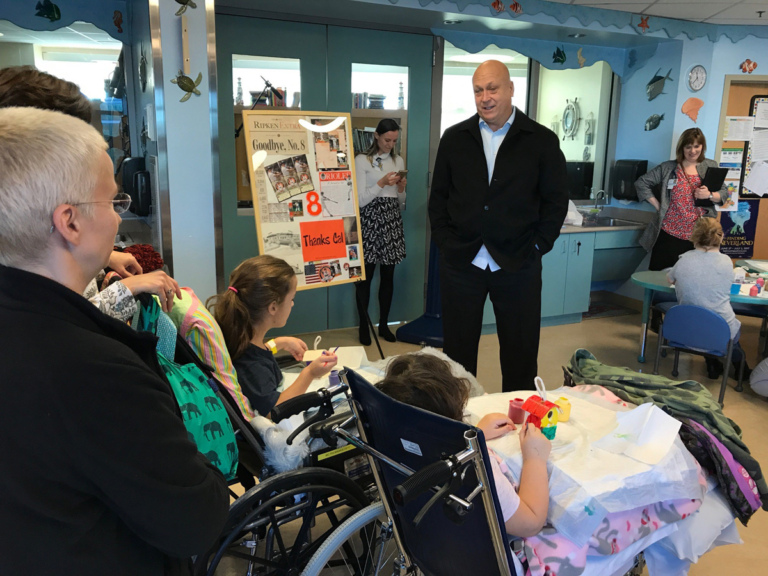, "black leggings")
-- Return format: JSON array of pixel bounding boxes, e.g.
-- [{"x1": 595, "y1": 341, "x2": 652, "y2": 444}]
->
[{"x1": 355, "y1": 263, "x2": 395, "y2": 326}]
